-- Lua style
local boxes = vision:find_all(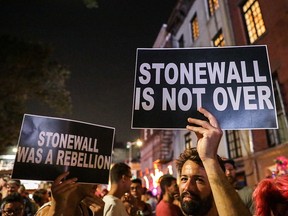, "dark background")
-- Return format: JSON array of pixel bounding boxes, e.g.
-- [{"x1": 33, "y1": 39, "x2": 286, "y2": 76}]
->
[{"x1": 0, "y1": 0, "x2": 177, "y2": 144}]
